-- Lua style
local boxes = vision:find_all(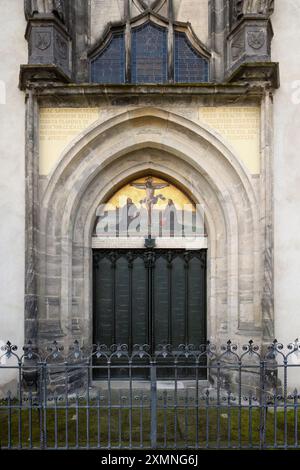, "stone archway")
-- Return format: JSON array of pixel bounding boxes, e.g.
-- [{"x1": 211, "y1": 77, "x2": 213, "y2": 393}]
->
[{"x1": 34, "y1": 107, "x2": 262, "y2": 349}]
